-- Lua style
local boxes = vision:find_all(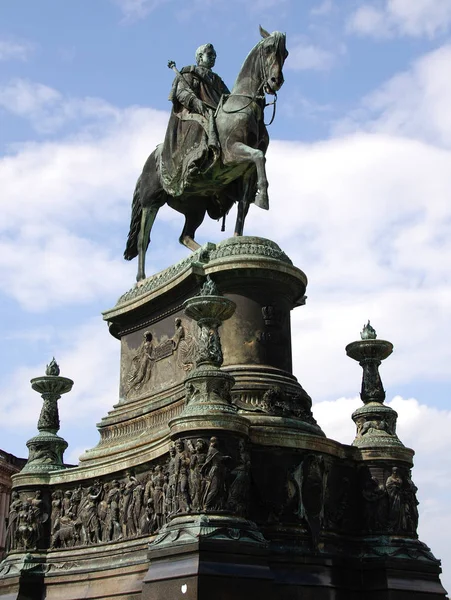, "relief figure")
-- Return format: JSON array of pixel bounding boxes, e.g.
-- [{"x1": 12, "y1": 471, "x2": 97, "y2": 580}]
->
[
  {"x1": 201, "y1": 437, "x2": 230, "y2": 511},
  {"x1": 127, "y1": 331, "x2": 154, "y2": 396}
]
